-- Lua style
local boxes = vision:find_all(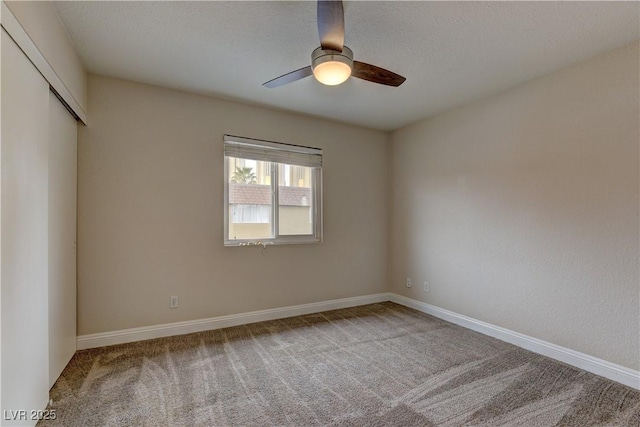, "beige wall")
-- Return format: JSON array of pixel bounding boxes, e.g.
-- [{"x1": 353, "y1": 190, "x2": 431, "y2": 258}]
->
[
  {"x1": 78, "y1": 75, "x2": 389, "y2": 335},
  {"x1": 5, "y1": 1, "x2": 87, "y2": 115},
  {"x1": 389, "y1": 42, "x2": 639, "y2": 370}
]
